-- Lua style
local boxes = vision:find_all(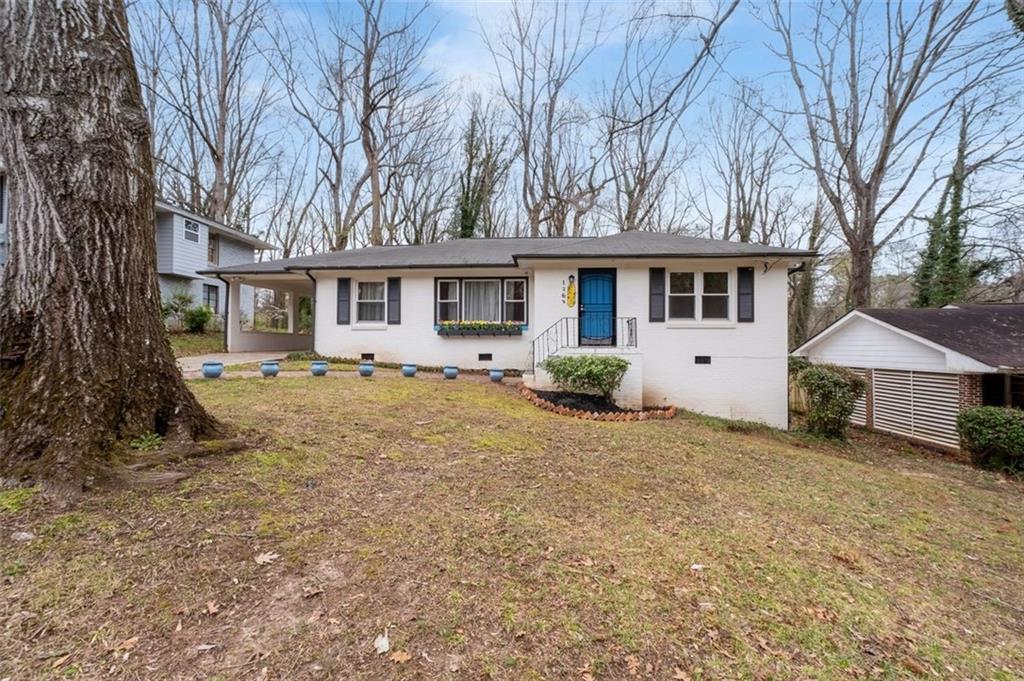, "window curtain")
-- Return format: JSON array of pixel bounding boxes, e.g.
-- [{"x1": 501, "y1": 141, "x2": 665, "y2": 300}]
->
[{"x1": 463, "y1": 281, "x2": 501, "y2": 321}]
